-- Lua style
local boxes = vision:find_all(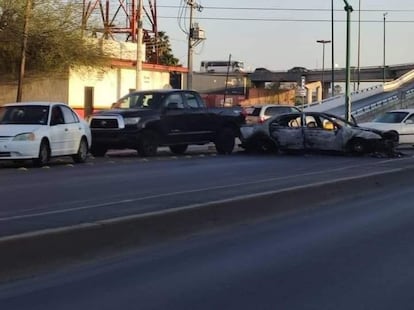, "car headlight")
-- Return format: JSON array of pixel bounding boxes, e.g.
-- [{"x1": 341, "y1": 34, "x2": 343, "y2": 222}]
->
[
  {"x1": 124, "y1": 117, "x2": 141, "y2": 125},
  {"x1": 13, "y1": 132, "x2": 35, "y2": 141}
]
